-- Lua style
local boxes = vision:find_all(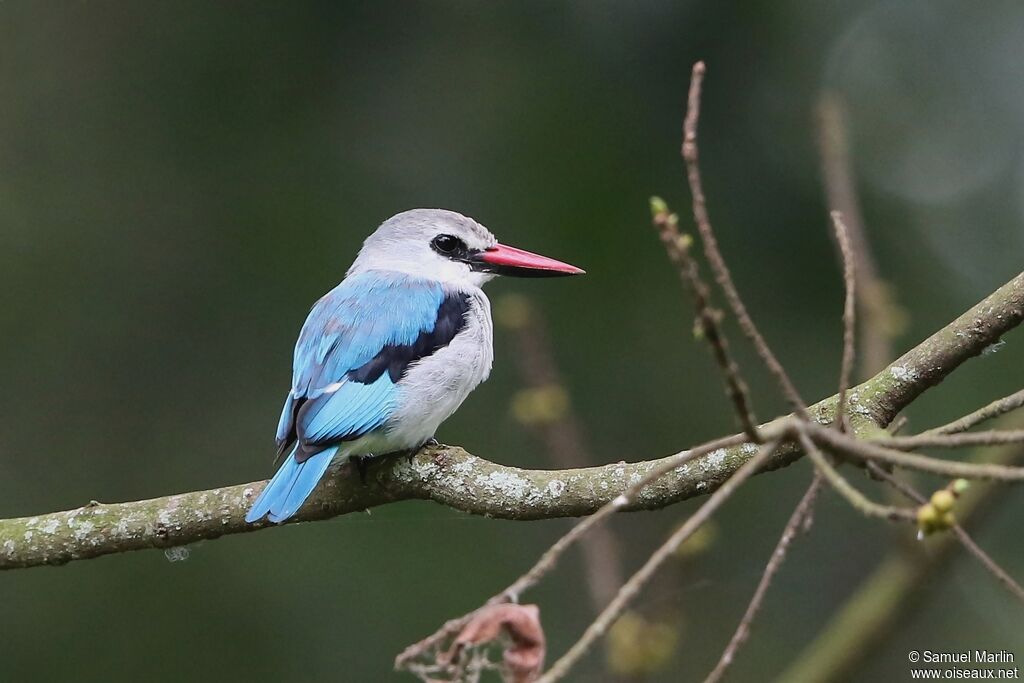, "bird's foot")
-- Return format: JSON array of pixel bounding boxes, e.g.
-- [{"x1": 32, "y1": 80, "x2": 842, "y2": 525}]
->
[{"x1": 405, "y1": 437, "x2": 440, "y2": 463}]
